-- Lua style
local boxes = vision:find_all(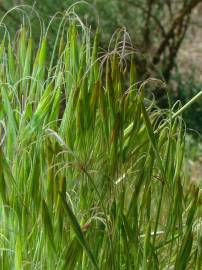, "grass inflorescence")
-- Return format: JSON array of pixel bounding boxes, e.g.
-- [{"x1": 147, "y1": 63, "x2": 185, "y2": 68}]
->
[{"x1": 0, "y1": 9, "x2": 201, "y2": 270}]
